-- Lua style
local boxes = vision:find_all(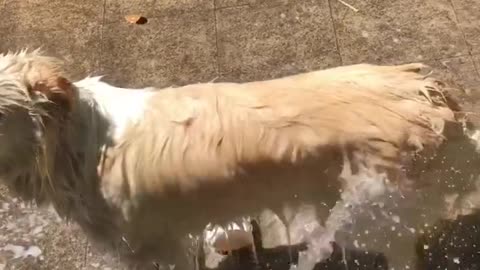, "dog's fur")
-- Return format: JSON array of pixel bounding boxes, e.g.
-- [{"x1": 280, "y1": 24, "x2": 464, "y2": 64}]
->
[{"x1": 0, "y1": 49, "x2": 474, "y2": 269}]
